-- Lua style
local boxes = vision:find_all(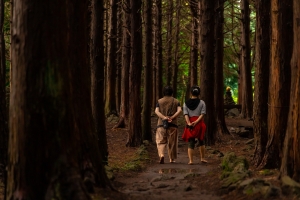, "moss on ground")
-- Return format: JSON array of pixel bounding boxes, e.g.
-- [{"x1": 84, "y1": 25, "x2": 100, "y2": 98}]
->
[{"x1": 107, "y1": 145, "x2": 149, "y2": 173}]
